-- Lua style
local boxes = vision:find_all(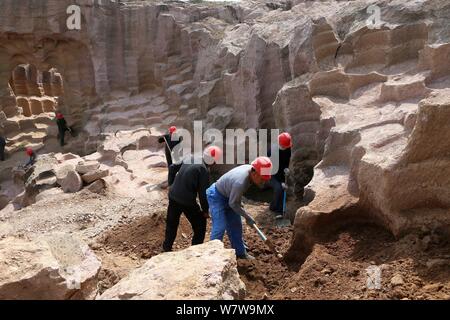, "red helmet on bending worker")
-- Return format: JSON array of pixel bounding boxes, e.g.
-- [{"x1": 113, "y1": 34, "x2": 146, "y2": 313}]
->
[
  {"x1": 26, "y1": 147, "x2": 34, "y2": 156},
  {"x1": 278, "y1": 132, "x2": 292, "y2": 149},
  {"x1": 203, "y1": 145, "x2": 223, "y2": 165},
  {"x1": 251, "y1": 156, "x2": 272, "y2": 181},
  {"x1": 169, "y1": 126, "x2": 177, "y2": 134},
  {"x1": 56, "y1": 112, "x2": 64, "y2": 120}
]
